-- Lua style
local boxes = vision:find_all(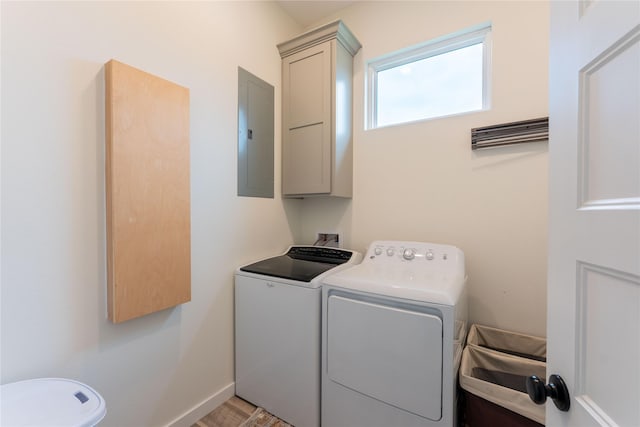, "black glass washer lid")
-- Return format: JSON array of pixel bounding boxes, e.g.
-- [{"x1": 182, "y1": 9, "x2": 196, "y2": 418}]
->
[{"x1": 239, "y1": 246, "x2": 354, "y2": 282}]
